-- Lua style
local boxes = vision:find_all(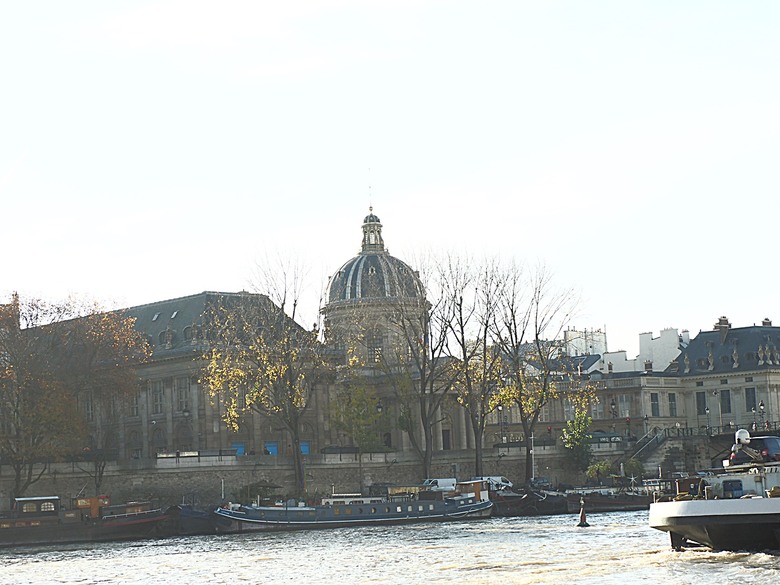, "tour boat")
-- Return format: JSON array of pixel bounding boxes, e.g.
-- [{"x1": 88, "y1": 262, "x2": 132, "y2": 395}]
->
[
  {"x1": 649, "y1": 429, "x2": 780, "y2": 551},
  {"x1": 213, "y1": 480, "x2": 493, "y2": 533},
  {"x1": 0, "y1": 494, "x2": 169, "y2": 548}
]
